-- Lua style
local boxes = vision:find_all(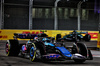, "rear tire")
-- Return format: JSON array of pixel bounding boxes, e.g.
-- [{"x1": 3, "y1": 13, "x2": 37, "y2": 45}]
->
[{"x1": 5, "y1": 40, "x2": 20, "y2": 56}]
